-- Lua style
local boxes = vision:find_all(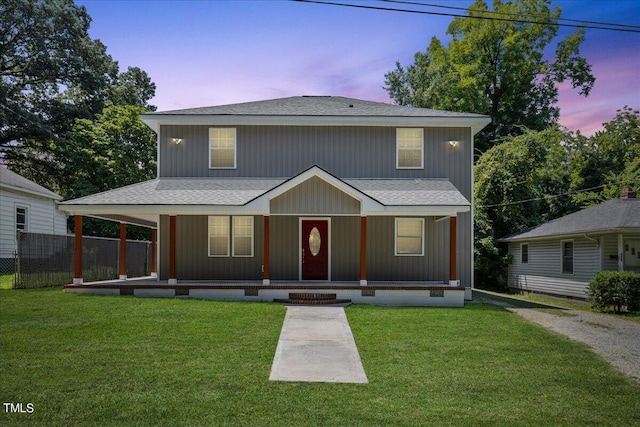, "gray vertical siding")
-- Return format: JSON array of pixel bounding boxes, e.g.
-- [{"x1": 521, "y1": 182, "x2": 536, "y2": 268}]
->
[
  {"x1": 367, "y1": 216, "x2": 448, "y2": 281},
  {"x1": 159, "y1": 215, "x2": 263, "y2": 280},
  {"x1": 507, "y1": 236, "x2": 603, "y2": 299},
  {"x1": 159, "y1": 125, "x2": 471, "y2": 185},
  {"x1": 269, "y1": 216, "x2": 298, "y2": 280},
  {"x1": 157, "y1": 124, "x2": 473, "y2": 286},
  {"x1": 270, "y1": 176, "x2": 360, "y2": 215},
  {"x1": 160, "y1": 214, "x2": 451, "y2": 282}
]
